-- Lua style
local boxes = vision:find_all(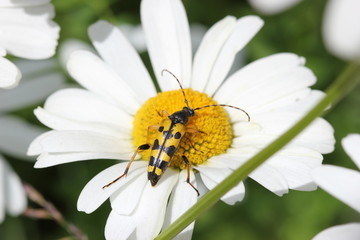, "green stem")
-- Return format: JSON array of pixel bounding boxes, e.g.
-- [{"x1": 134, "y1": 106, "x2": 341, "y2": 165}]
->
[{"x1": 156, "y1": 62, "x2": 360, "y2": 240}]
